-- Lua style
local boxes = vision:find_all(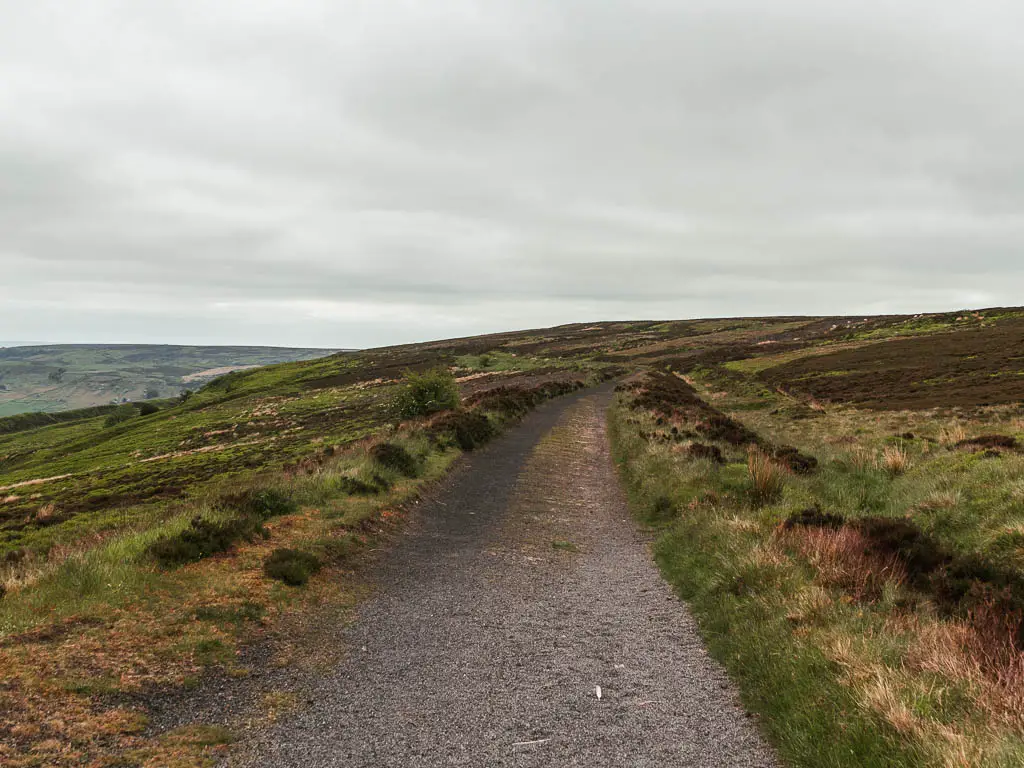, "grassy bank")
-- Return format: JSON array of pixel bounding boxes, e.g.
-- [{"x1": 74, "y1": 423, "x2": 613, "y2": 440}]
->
[
  {"x1": 609, "y1": 371, "x2": 1024, "y2": 767},
  {"x1": 0, "y1": 372, "x2": 600, "y2": 767}
]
